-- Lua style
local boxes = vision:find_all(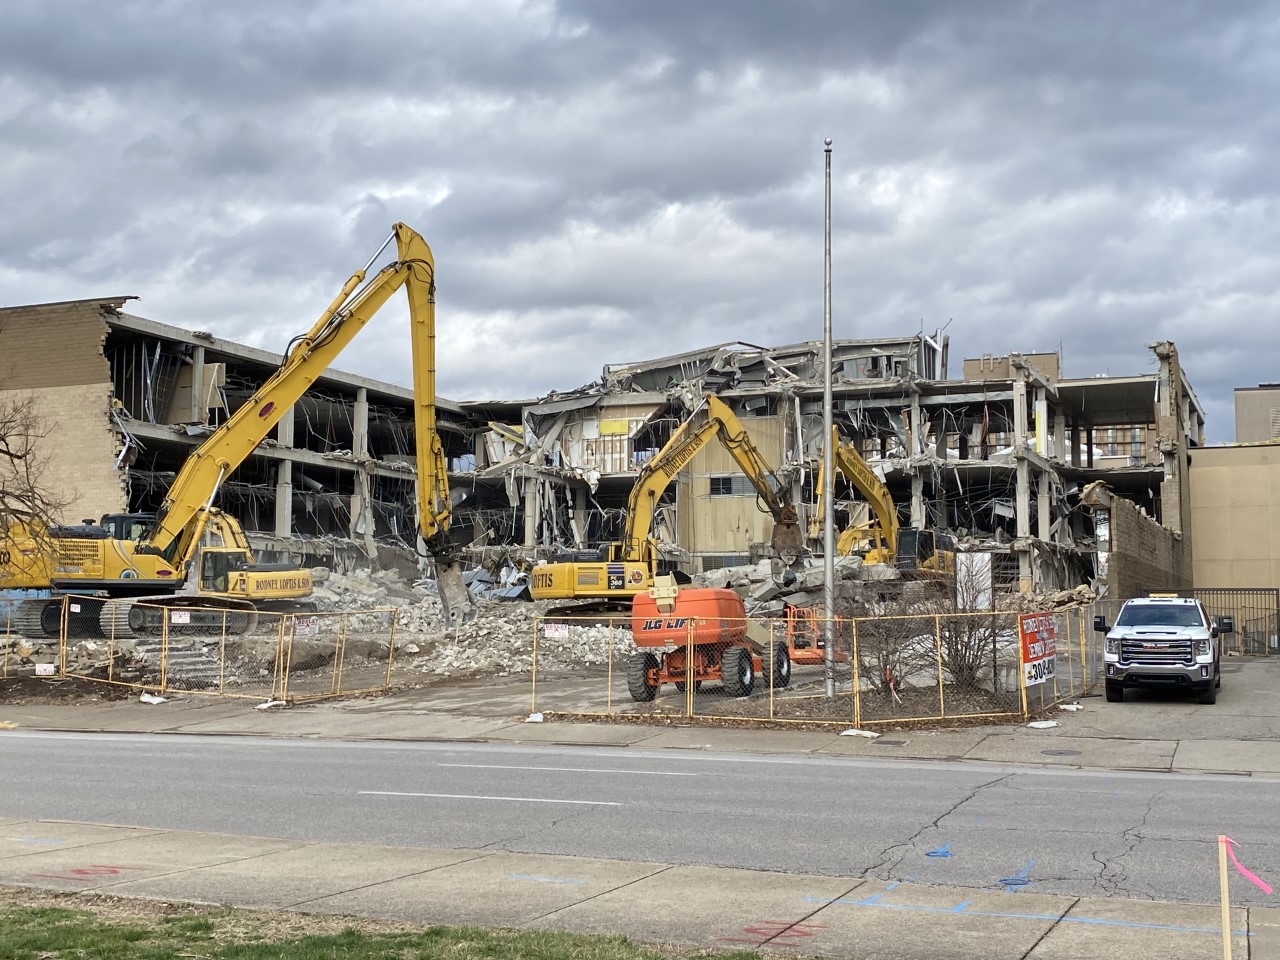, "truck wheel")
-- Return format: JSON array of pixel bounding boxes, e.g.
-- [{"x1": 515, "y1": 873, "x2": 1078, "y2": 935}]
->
[
  {"x1": 627, "y1": 652, "x2": 660, "y2": 702},
  {"x1": 722, "y1": 645, "x2": 755, "y2": 698},
  {"x1": 1105, "y1": 680, "x2": 1124, "y2": 703},
  {"x1": 763, "y1": 642, "x2": 791, "y2": 689},
  {"x1": 1198, "y1": 682, "x2": 1217, "y2": 705},
  {"x1": 1215, "y1": 663, "x2": 1221, "y2": 689}
]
